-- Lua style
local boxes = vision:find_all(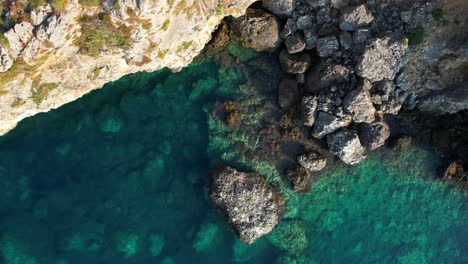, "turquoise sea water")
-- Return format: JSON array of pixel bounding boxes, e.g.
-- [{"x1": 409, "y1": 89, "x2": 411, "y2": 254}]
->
[{"x1": 0, "y1": 56, "x2": 466, "y2": 264}]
